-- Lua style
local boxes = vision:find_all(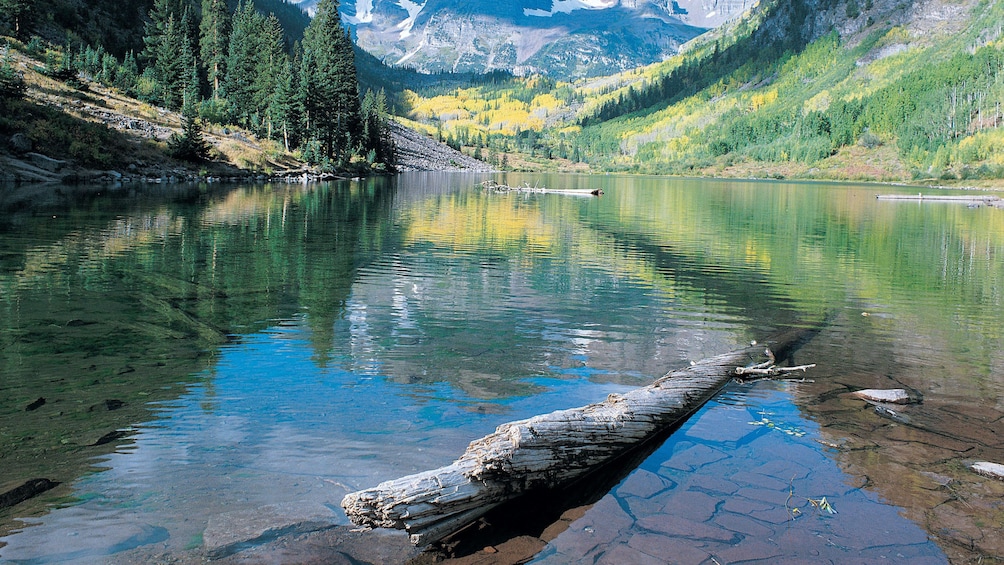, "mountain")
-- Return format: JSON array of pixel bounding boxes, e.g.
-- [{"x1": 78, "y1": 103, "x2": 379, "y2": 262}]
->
[
  {"x1": 289, "y1": 0, "x2": 754, "y2": 79},
  {"x1": 395, "y1": 0, "x2": 1004, "y2": 185}
]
